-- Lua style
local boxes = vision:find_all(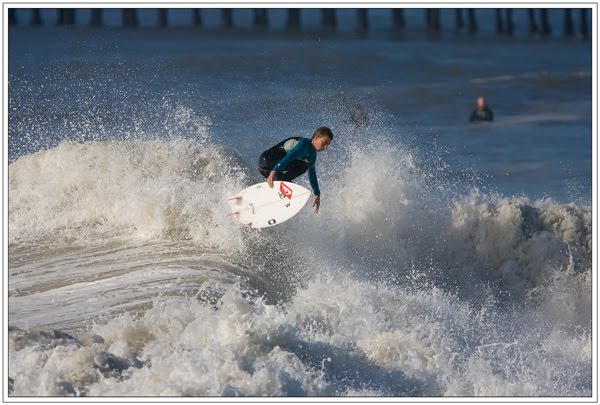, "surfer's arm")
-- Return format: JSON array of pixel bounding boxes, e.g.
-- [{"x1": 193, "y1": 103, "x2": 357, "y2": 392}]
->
[
  {"x1": 267, "y1": 170, "x2": 276, "y2": 188},
  {"x1": 308, "y1": 165, "x2": 320, "y2": 197}
]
